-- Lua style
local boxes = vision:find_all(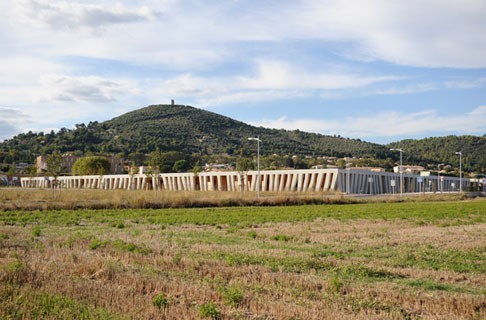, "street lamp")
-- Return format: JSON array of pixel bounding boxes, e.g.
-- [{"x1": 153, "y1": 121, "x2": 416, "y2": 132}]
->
[
  {"x1": 390, "y1": 148, "x2": 403, "y2": 197},
  {"x1": 437, "y1": 163, "x2": 444, "y2": 193},
  {"x1": 455, "y1": 151, "x2": 462, "y2": 193},
  {"x1": 248, "y1": 137, "x2": 261, "y2": 198}
]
